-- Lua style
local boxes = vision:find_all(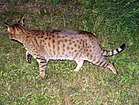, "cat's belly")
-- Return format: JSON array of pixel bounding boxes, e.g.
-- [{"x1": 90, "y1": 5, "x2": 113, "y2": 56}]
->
[
  {"x1": 45, "y1": 54, "x2": 75, "y2": 60},
  {"x1": 45, "y1": 53, "x2": 85, "y2": 60}
]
